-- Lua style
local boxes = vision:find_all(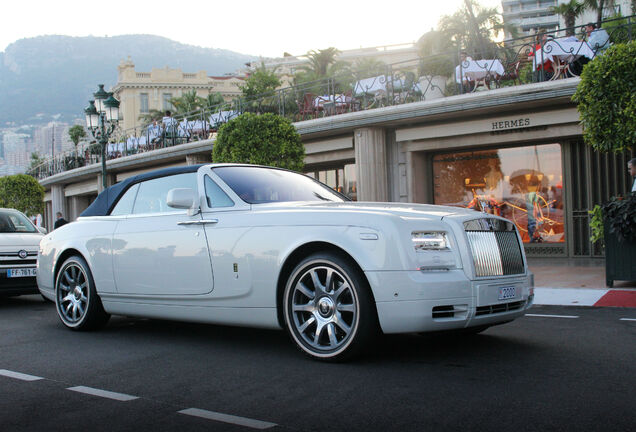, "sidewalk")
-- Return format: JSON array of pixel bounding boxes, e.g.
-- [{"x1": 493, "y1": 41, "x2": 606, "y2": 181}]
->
[{"x1": 528, "y1": 258, "x2": 636, "y2": 308}]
